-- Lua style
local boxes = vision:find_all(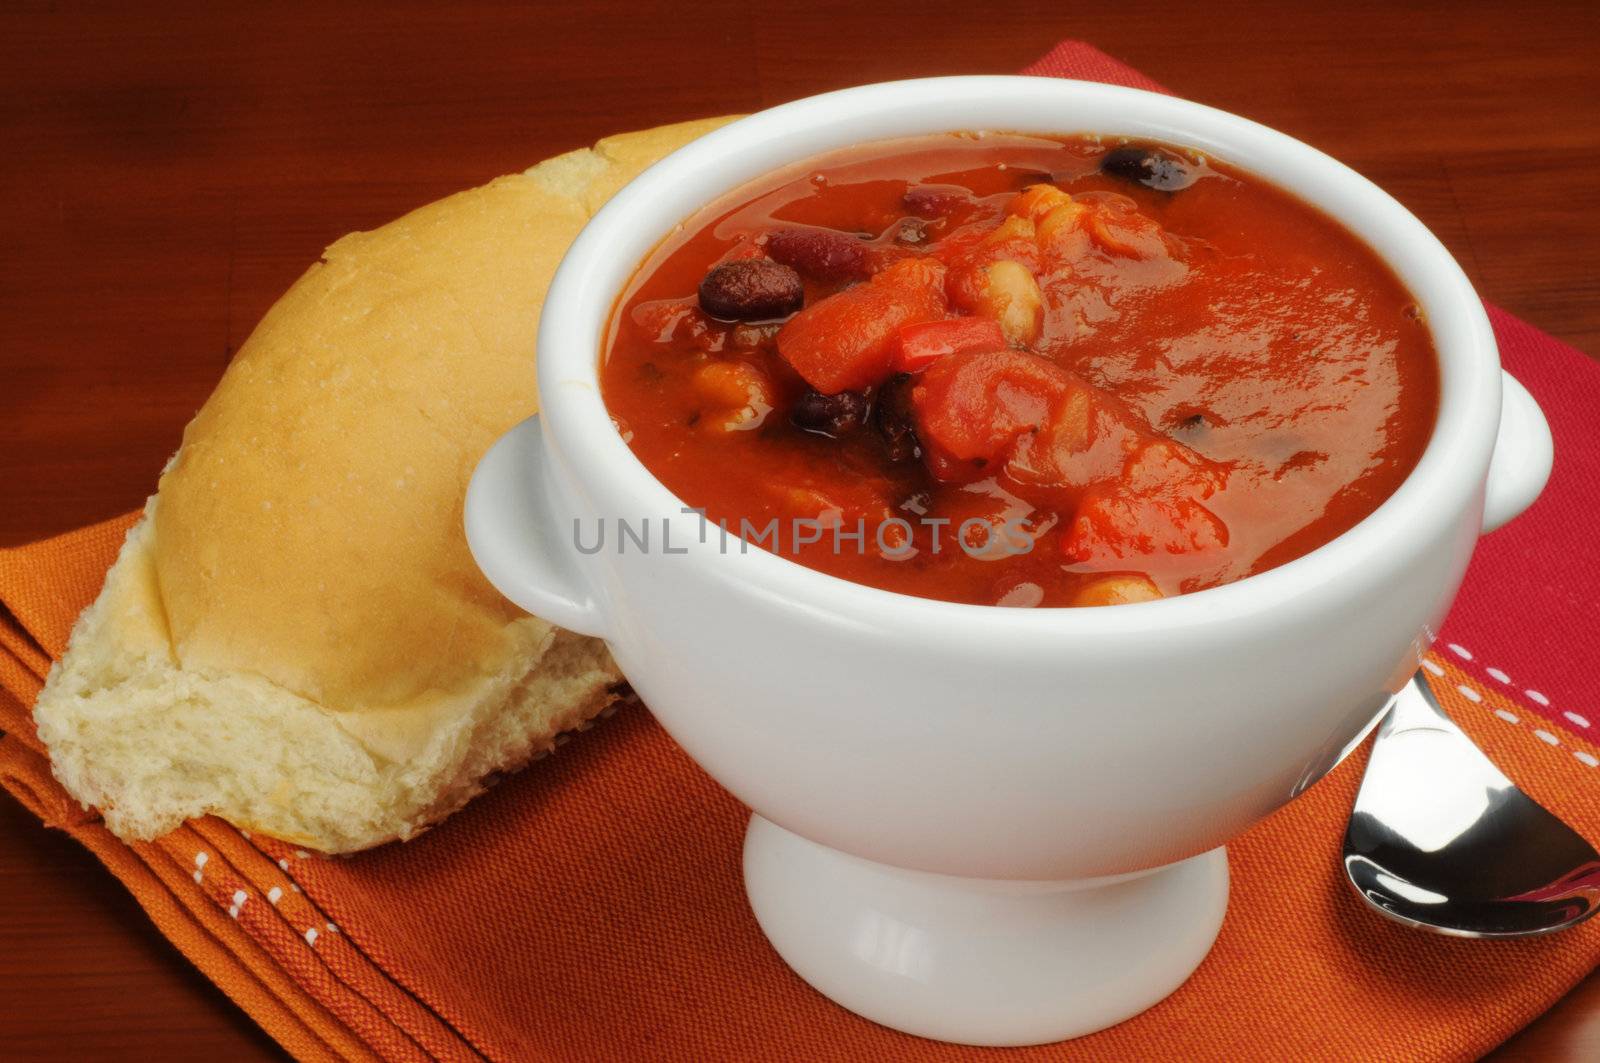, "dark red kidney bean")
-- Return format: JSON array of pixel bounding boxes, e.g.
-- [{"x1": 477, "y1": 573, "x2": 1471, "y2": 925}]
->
[
  {"x1": 698, "y1": 260, "x2": 805, "y2": 321},
  {"x1": 902, "y1": 185, "x2": 972, "y2": 219},
  {"x1": 873, "y1": 375, "x2": 922, "y2": 463},
  {"x1": 791, "y1": 389, "x2": 869, "y2": 437},
  {"x1": 1099, "y1": 145, "x2": 1197, "y2": 192},
  {"x1": 766, "y1": 227, "x2": 870, "y2": 283}
]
